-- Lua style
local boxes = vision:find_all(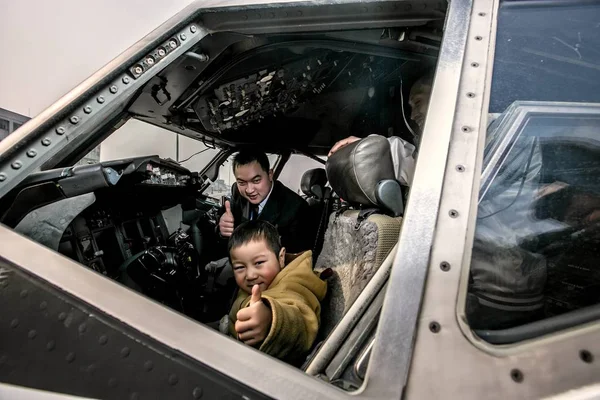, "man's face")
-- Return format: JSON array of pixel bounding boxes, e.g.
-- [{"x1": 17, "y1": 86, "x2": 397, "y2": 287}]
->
[
  {"x1": 234, "y1": 161, "x2": 273, "y2": 205},
  {"x1": 409, "y1": 81, "x2": 432, "y2": 133},
  {"x1": 231, "y1": 239, "x2": 285, "y2": 294}
]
